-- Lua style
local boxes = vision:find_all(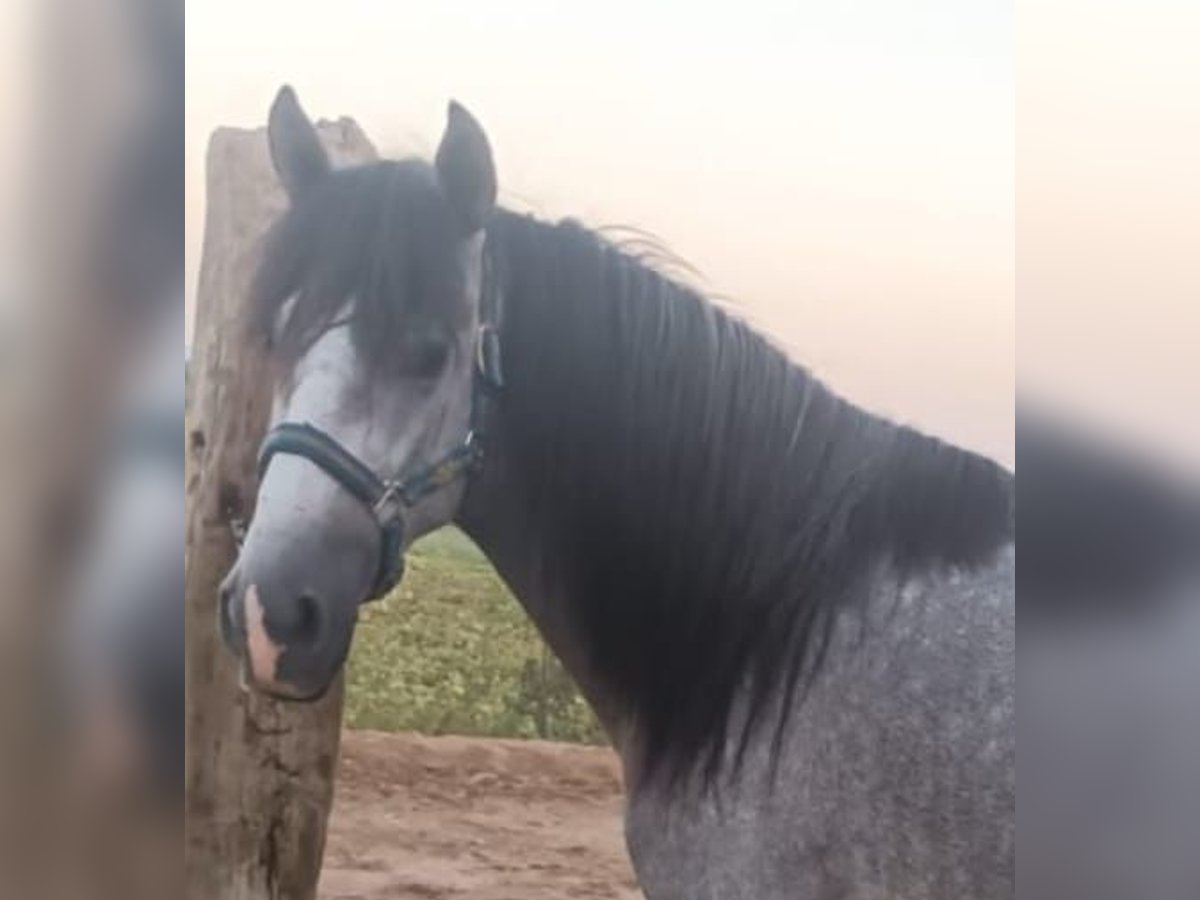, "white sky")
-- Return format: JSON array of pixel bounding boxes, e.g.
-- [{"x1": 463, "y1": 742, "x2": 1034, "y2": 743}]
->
[
  {"x1": 187, "y1": 1, "x2": 1014, "y2": 463},
  {"x1": 1018, "y1": 0, "x2": 1200, "y2": 473}
]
